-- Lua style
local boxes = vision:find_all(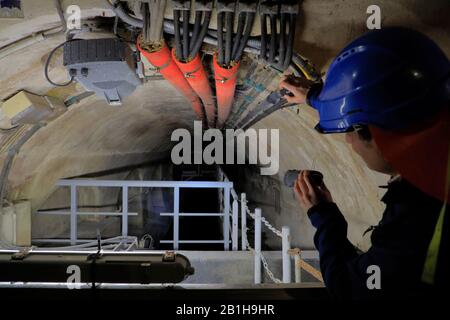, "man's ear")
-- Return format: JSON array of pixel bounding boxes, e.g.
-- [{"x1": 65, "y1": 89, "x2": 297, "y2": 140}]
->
[
  {"x1": 345, "y1": 132, "x2": 354, "y2": 144},
  {"x1": 356, "y1": 126, "x2": 373, "y2": 142}
]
